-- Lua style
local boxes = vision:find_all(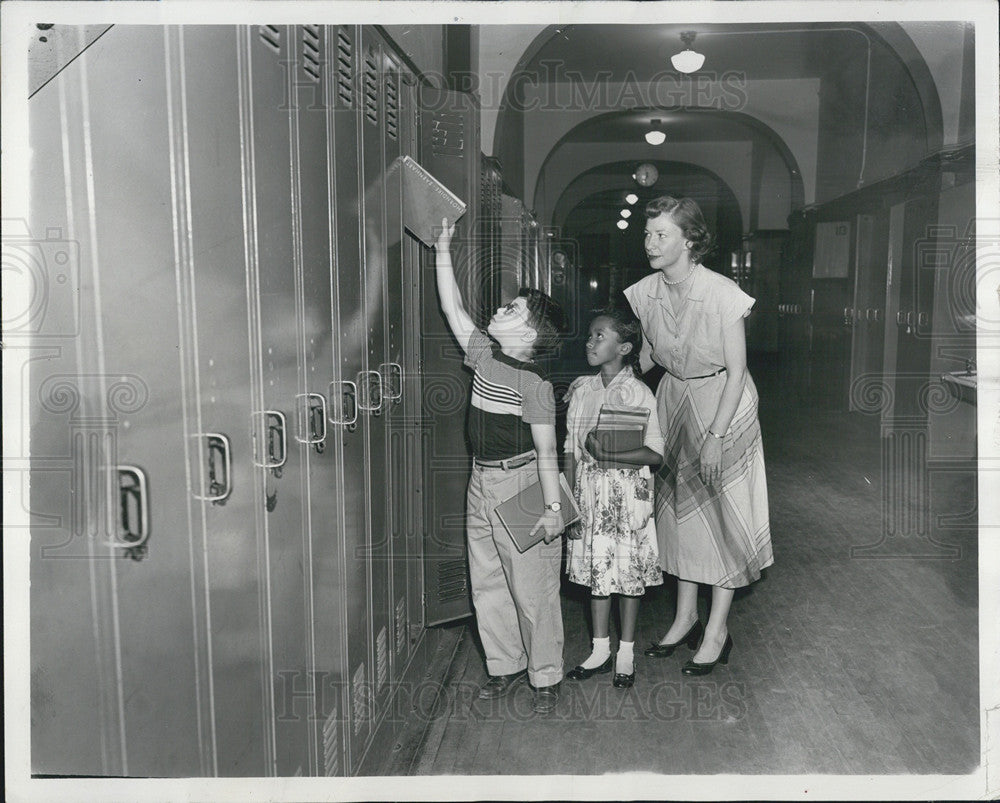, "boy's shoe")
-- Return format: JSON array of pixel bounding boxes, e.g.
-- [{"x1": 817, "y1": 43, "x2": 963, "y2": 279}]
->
[
  {"x1": 531, "y1": 682, "x2": 560, "y2": 714},
  {"x1": 477, "y1": 669, "x2": 527, "y2": 700}
]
